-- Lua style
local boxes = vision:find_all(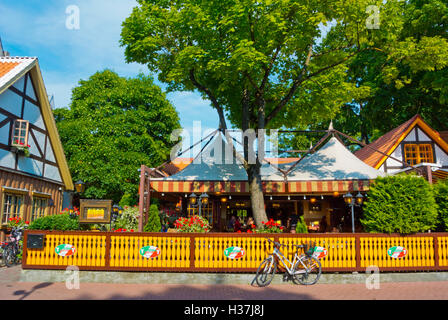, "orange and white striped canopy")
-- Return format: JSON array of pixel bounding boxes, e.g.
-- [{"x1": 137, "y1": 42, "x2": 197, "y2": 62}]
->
[{"x1": 150, "y1": 179, "x2": 371, "y2": 194}]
